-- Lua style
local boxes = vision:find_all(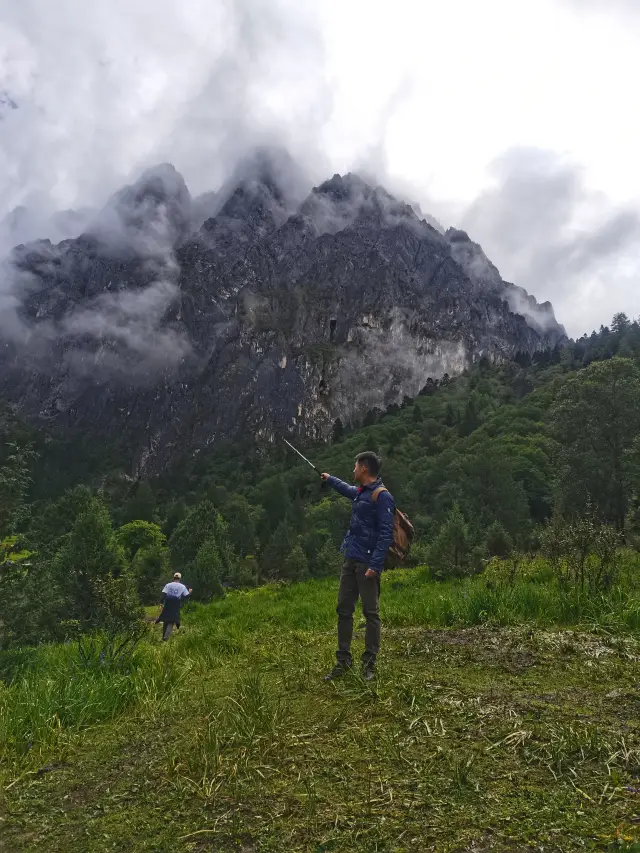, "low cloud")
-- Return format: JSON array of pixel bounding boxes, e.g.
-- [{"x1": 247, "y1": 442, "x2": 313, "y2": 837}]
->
[
  {"x1": 61, "y1": 278, "x2": 190, "y2": 380},
  {"x1": 0, "y1": 162, "x2": 195, "y2": 377},
  {"x1": 460, "y1": 148, "x2": 640, "y2": 336},
  {"x1": 562, "y1": 0, "x2": 640, "y2": 15}
]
